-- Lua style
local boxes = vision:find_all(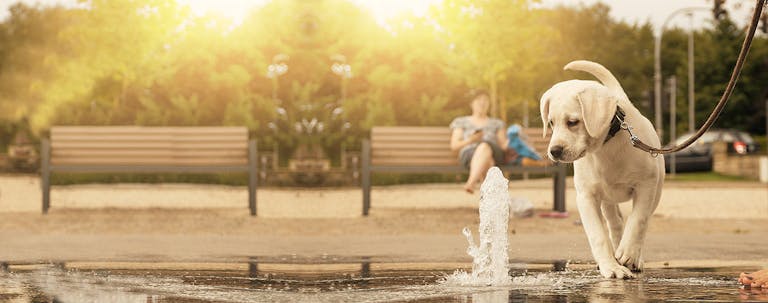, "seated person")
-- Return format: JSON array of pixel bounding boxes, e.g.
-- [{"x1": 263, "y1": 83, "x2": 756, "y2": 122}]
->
[{"x1": 450, "y1": 90, "x2": 508, "y2": 194}]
